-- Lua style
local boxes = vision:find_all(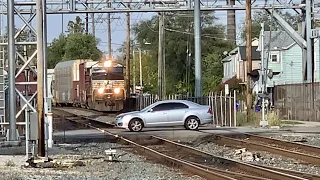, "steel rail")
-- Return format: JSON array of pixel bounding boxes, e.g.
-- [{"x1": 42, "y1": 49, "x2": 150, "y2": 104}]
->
[
  {"x1": 214, "y1": 135, "x2": 320, "y2": 165},
  {"x1": 252, "y1": 164, "x2": 320, "y2": 180},
  {"x1": 185, "y1": 160, "x2": 269, "y2": 180},
  {"x1": 150, "y1": 135, "x2": 307, "y2": 180},
  {"x1": 241, "y1": 133, "x2": 320, "y2": 154}
]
